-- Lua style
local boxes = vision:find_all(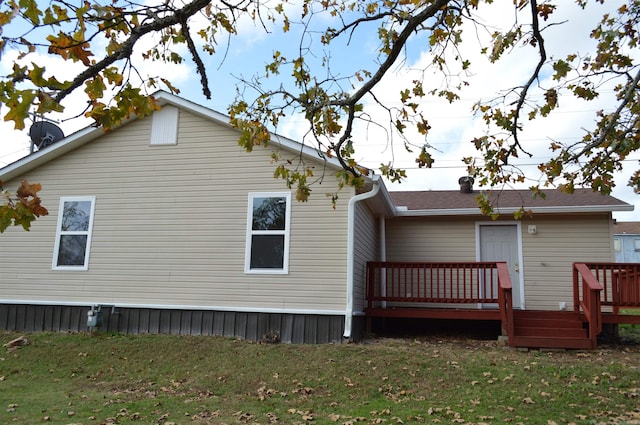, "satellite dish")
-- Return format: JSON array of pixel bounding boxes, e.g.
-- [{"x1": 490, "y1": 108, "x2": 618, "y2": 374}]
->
[{"x1": 29, "y1": 121, "x2": 65, "y2": 151}]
